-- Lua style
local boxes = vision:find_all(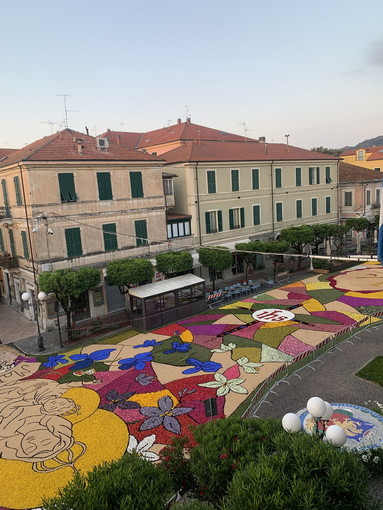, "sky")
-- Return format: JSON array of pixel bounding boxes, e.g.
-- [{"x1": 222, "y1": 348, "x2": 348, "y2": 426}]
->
[{"x1": 1, "y1": 0, "x2": 382, "y2": 150}]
